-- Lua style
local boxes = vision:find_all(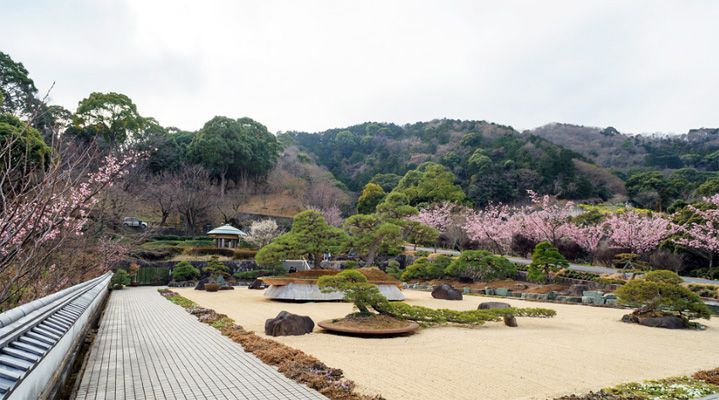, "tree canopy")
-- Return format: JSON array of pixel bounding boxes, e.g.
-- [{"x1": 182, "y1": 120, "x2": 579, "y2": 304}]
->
[
  {"x1": 393, "y1": 162, "x2": 465, "y2": 206},
  {"x1": 67, "y1": 92, "x2": 148, "y2": 147},
  {"x1": 188, "y1": 116, "x2": 280, "y2": 193},
  {"x1": 255, "y1": 210, "x2": 347, "y2": 268}
]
